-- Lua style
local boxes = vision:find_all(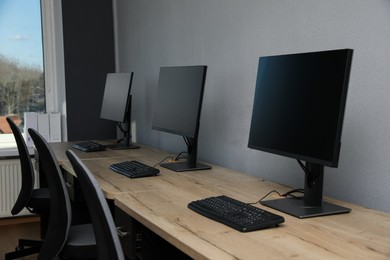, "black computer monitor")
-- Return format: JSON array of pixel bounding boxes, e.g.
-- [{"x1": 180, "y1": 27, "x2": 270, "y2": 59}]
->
[
  {"x1": 248, "y1": 49, "x2": 353, "y2": 218},
  {"x1": 152, "y1": 66, "x2": 211, "y2": 172},
  {"x1": 100, "y1": 72, "x2": 139, "y2": 149}
]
